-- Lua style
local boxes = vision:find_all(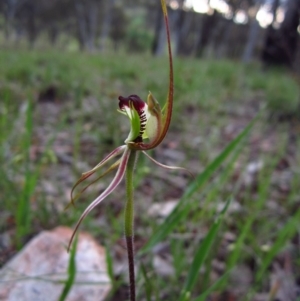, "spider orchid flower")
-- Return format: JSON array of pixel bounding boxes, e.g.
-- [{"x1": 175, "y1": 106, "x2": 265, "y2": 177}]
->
[{"x1": 68, "y1": 0, "x2": 189, "y2": 250}]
